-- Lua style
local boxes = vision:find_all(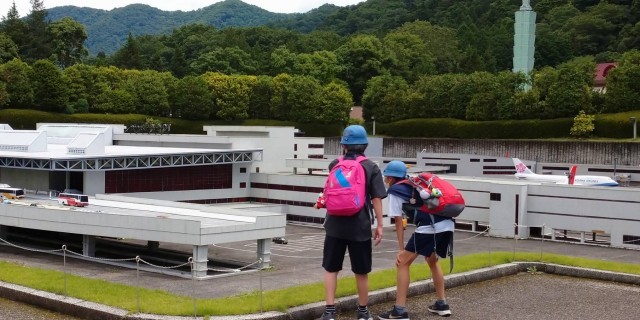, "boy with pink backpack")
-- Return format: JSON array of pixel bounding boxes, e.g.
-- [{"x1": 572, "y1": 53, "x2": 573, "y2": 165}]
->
[{"x1": 314, "y1": 125, "x2": 387, "y2": 320}]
